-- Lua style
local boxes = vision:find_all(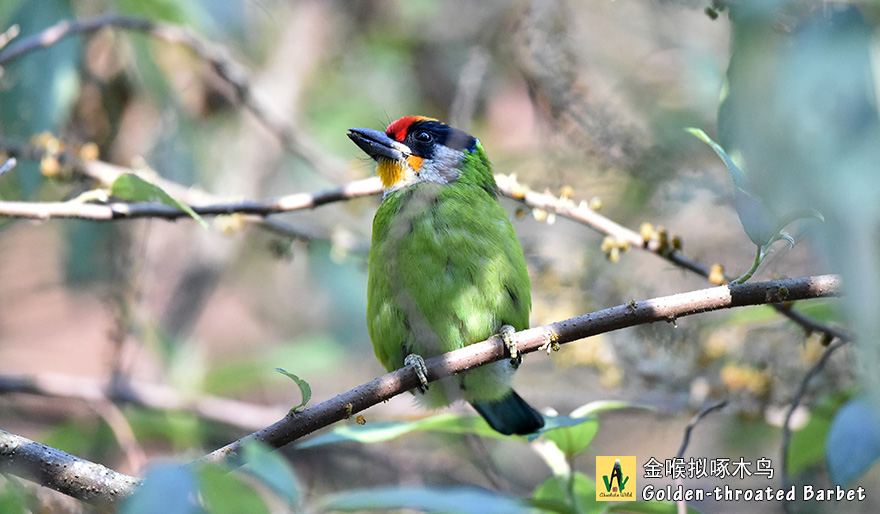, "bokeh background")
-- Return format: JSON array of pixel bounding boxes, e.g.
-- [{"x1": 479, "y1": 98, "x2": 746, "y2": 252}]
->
[{"x1": 0, "y1": 0, "x2": 877, "y2": 512}]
